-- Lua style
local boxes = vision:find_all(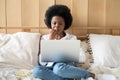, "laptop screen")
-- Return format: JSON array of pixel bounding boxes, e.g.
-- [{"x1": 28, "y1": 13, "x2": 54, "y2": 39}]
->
[{"x1": 40, "y1": 40, "x2": 80, "y2": 62}]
